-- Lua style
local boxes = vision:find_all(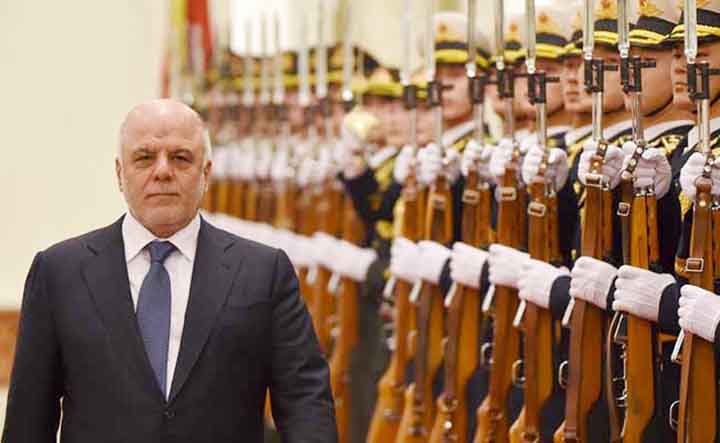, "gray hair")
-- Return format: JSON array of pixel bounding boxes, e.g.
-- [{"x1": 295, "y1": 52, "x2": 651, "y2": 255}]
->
[{"x1": 116, "y1": 99, "x2": 213, "y2": 165}]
